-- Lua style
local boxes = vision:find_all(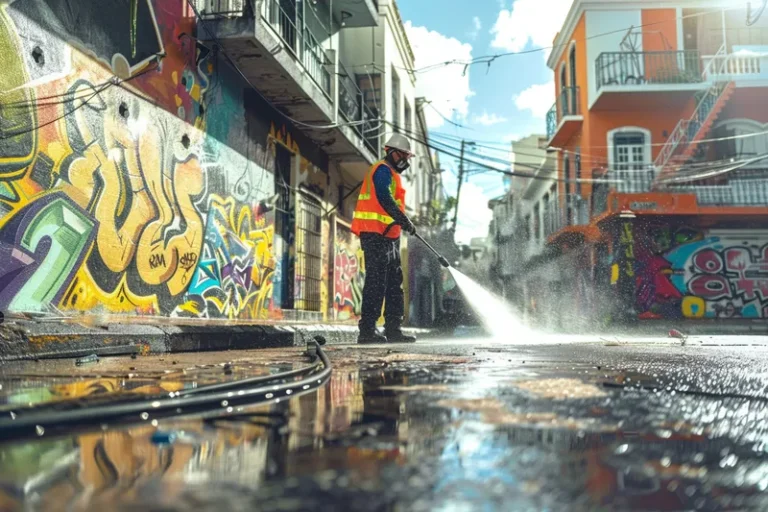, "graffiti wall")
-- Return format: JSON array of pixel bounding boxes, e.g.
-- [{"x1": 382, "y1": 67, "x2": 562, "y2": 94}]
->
[
  {"x1": 635, "y1": 227, "x2": 768, "y2": 319},
  {"x1": 333, "y1": 220, "x2": 365, "y2": 321},
  {"x1": 0, "y1": 0, "x2": 331, "y2": 318}
]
